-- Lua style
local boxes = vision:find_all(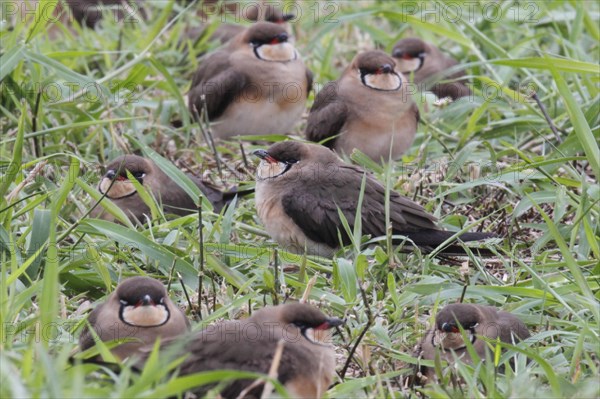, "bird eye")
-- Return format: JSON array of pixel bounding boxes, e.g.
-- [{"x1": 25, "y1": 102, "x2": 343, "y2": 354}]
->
[{"x1": 441, "y1": 322, "x2": 457, "y2": 332}]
